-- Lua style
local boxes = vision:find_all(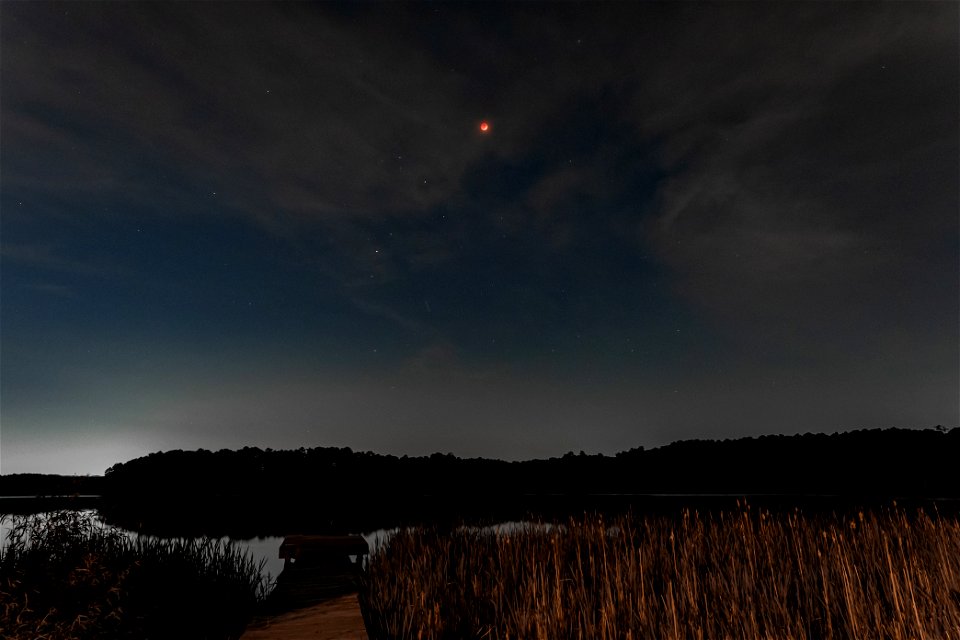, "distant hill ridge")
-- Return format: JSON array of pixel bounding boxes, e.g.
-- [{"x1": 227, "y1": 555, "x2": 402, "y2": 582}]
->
[
  {"x1": 4, "y1": 427, "x2": 956, "y2": 499},
  {"x1": 0, "y1": 473, "x2": 104, "y2": 497},
  {"x1": 6, "y1": 427, "x2": 955, "y2": 536},
  {"x1": 99, "y1": 426, "x2": 957, "y2": 498}
]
